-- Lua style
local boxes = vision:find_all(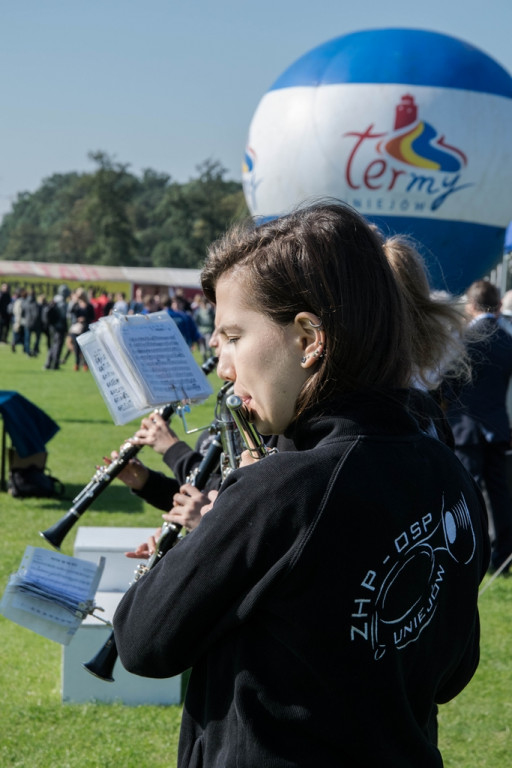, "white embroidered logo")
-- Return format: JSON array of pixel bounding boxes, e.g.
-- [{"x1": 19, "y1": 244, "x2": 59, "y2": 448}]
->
[{"x1": 350, "y1": 493, "x2": 476, "y2": 659}]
